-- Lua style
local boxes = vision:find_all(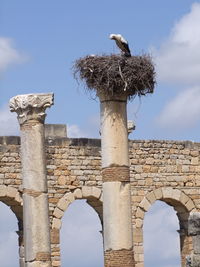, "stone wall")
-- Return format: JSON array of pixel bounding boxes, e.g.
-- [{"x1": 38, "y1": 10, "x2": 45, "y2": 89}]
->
[{"x1": 1, "y1": 136, "x2": 200, "y2": 266}]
